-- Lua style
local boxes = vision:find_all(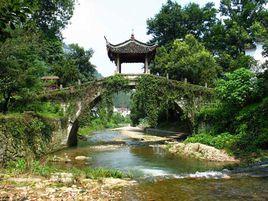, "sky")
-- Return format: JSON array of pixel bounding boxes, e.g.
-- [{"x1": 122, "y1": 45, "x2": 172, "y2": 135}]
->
[{"x1": 62, "y1": 0, "x2": 221, "y2": 77}]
